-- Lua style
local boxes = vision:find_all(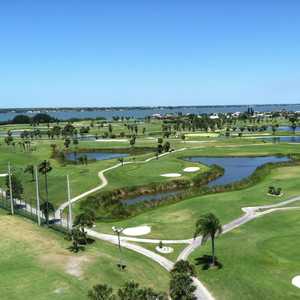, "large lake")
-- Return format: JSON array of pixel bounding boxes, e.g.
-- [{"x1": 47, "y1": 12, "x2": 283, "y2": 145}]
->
[{"x1": 1, "y1": 104, "x2": 300, "y2": 121}]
